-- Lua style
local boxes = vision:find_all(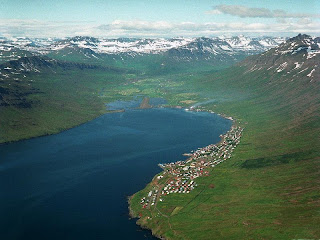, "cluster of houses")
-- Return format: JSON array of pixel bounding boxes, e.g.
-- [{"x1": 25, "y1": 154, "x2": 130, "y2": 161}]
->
[
  {"x1": 140, "y1": 188, "x2": 160, "y2": 208},
  {"x1": 139, "y1": 118, "x2": 243, "y2": 209}
]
